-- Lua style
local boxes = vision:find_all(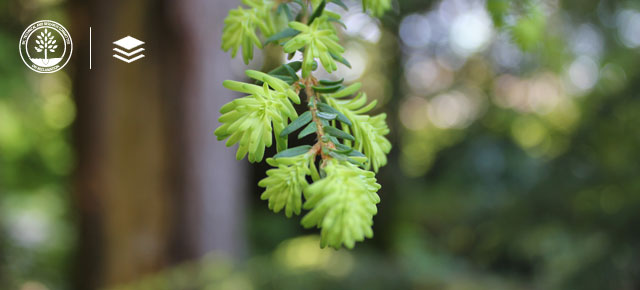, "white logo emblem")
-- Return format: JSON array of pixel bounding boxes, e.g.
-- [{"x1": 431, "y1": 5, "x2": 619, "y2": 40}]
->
[
  {"x1": 19, "y1": 20, "x2": 73, "y2": 73},
  {"x1": 113, "y1": 36, "x2": 145, "y2": 63}
]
